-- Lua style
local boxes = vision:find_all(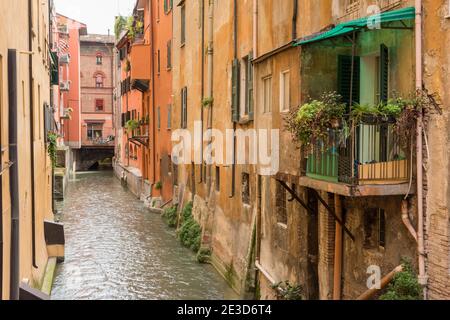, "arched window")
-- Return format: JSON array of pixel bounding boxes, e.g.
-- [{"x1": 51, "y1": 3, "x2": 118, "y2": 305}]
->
[{"x1": 96, "y1": 53, "x2": 103, "y2": 65}]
